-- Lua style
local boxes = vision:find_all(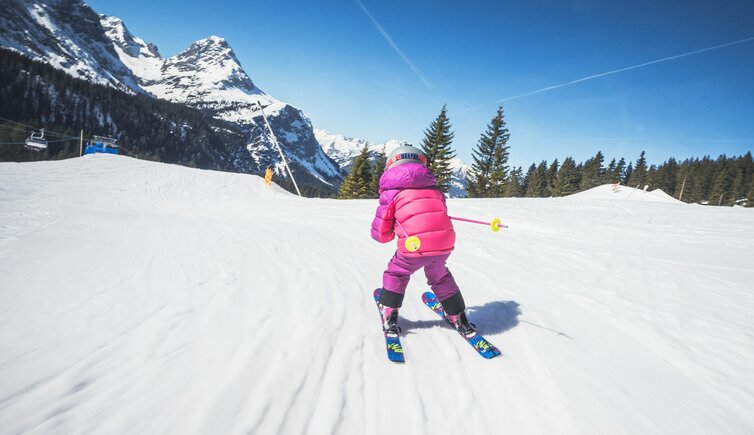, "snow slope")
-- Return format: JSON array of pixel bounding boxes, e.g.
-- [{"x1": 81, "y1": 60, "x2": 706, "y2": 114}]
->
[
  {"x1": 570, "y1": 183, "x2": 684, "y2": 203},
  {"x1": 1, "y1": 156, "x2": 753, "y2": 434}
]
